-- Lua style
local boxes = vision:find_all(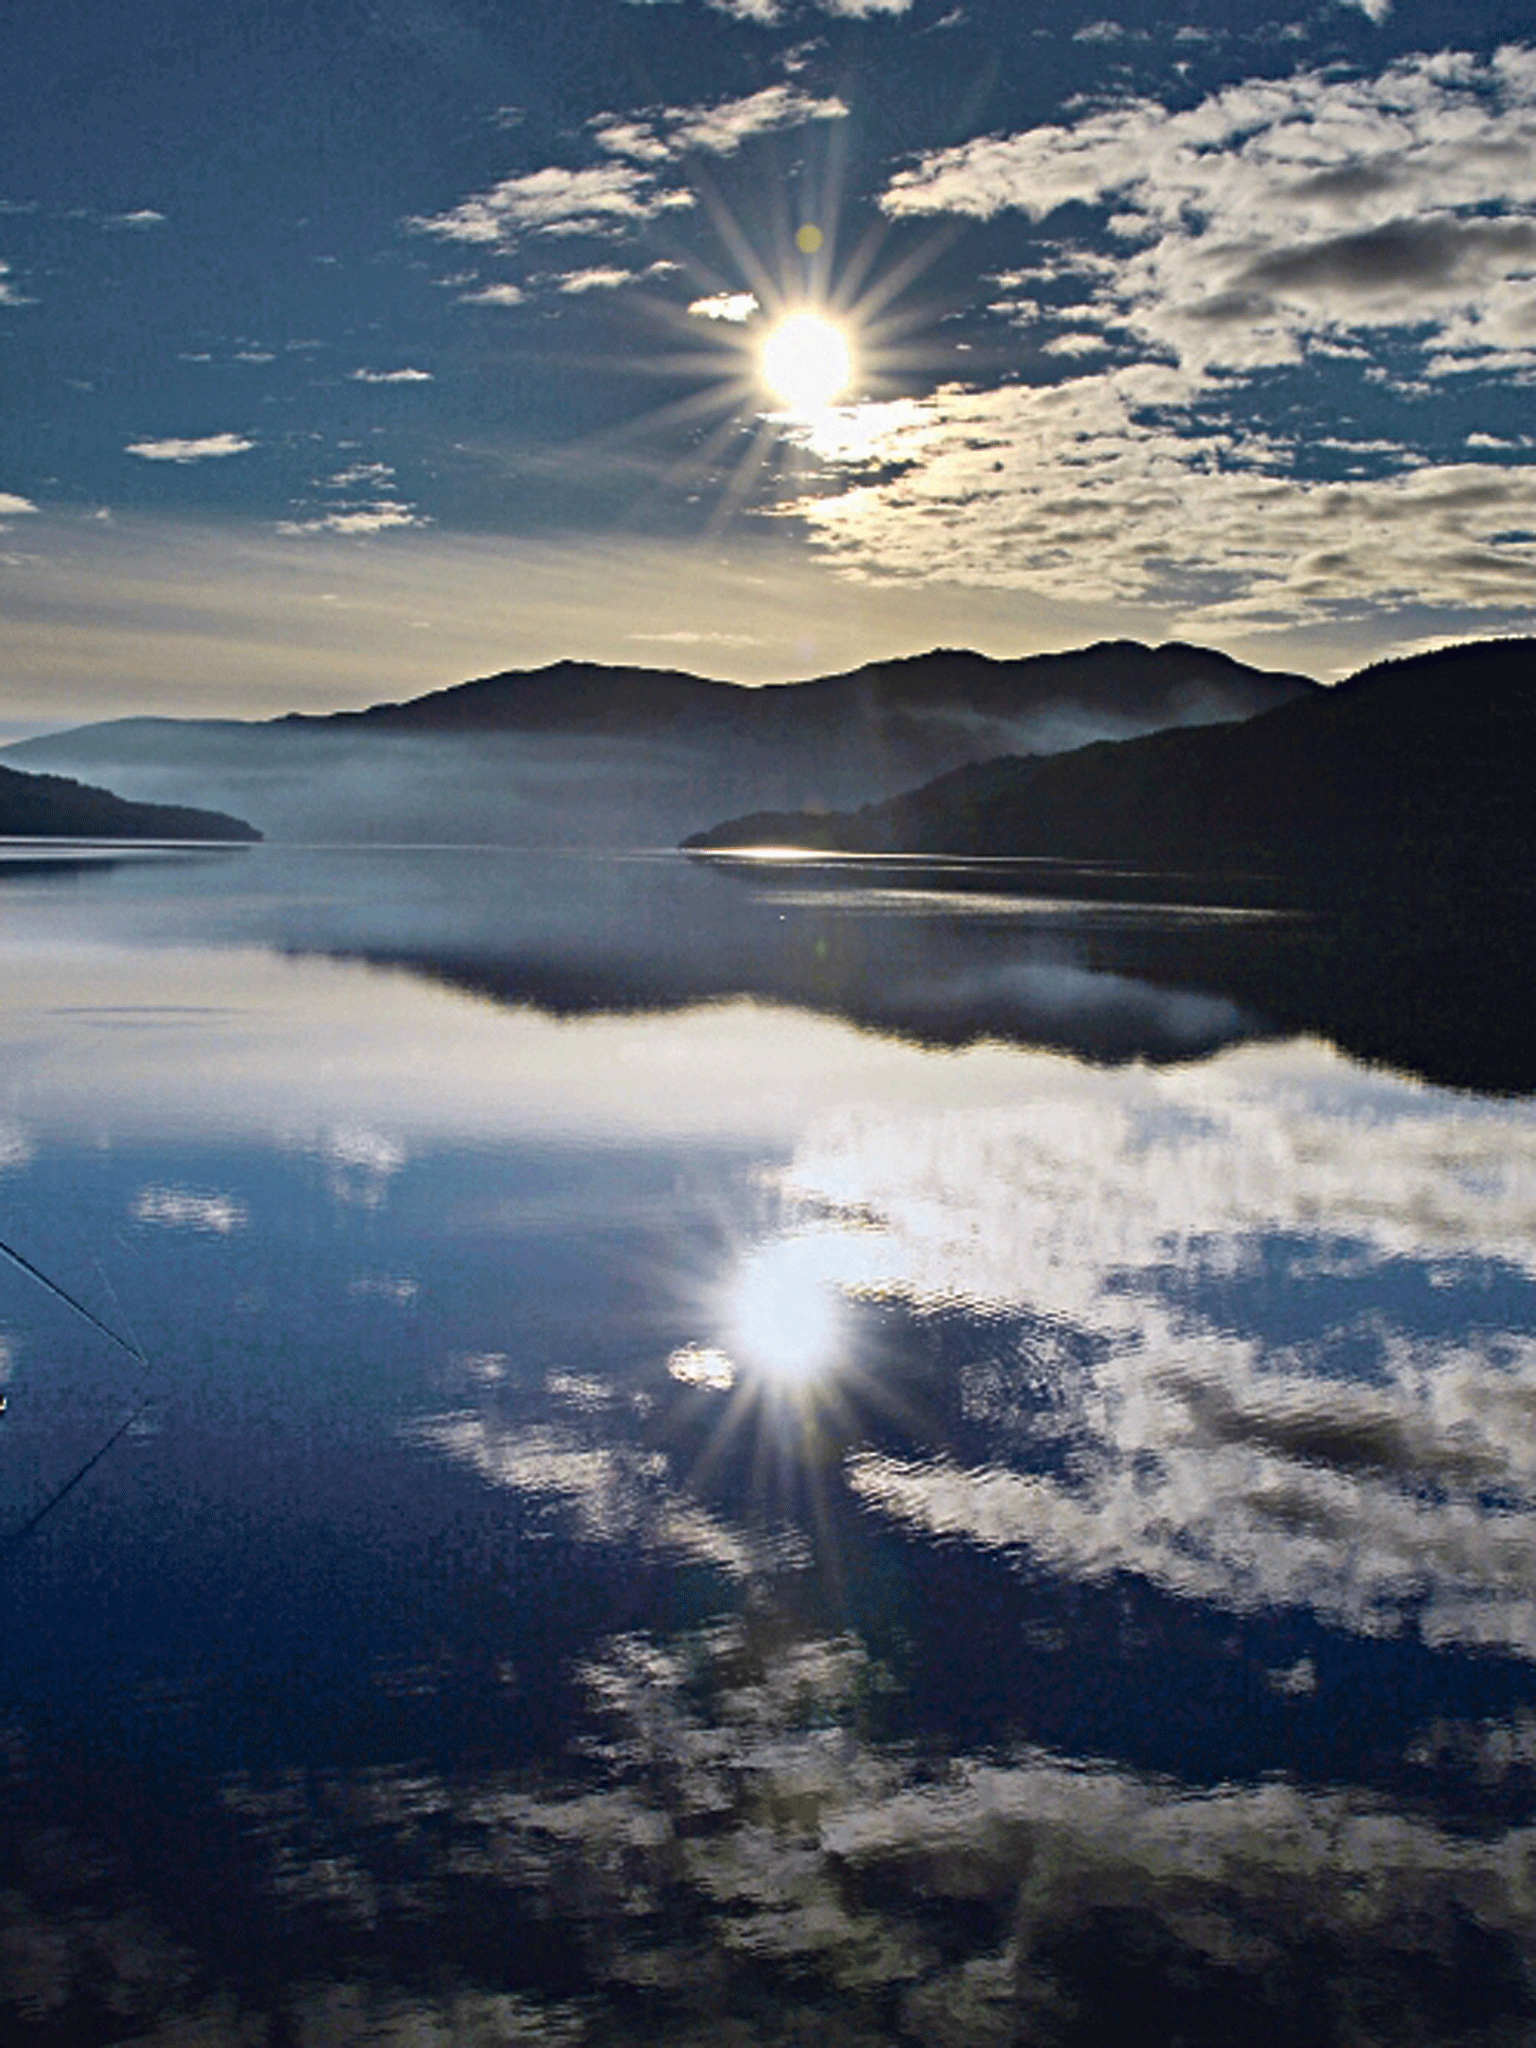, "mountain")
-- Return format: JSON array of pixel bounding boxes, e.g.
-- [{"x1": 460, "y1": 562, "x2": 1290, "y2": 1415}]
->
[
  {"x1": 0, "y1": 643, "x2": 1312, "y2": 846},
  {"x1": 0, "y1": 761, "x2": 260, "y2": 841},
  {"x1": 683, "y1": 637, "x2": 1536, "y2": 903}
]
